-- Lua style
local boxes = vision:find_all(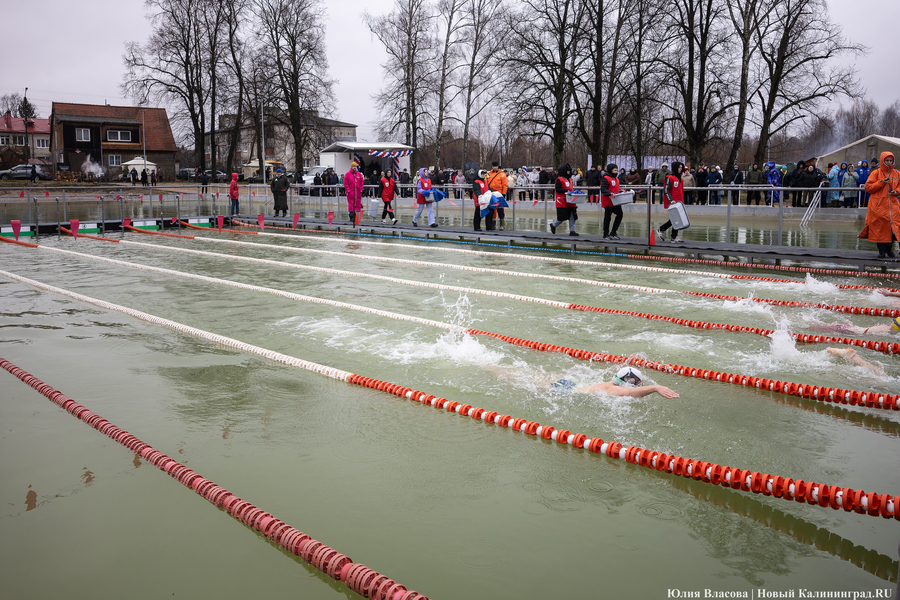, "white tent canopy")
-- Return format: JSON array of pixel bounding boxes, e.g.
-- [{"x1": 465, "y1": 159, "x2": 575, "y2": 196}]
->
[{"x1": 121, "y1": 156, "x2": 157, "y2": 170}]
